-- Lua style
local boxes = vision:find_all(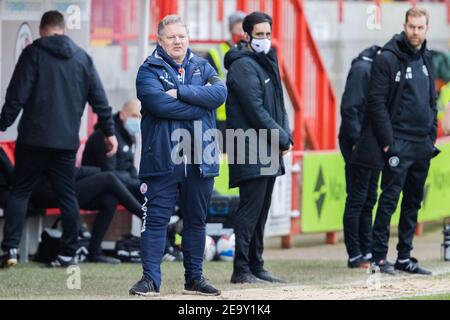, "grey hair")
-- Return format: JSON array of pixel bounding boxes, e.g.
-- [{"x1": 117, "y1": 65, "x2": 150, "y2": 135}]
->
[{"x1": 157, "y1": 15, "x2": 189, "y2": 37}]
